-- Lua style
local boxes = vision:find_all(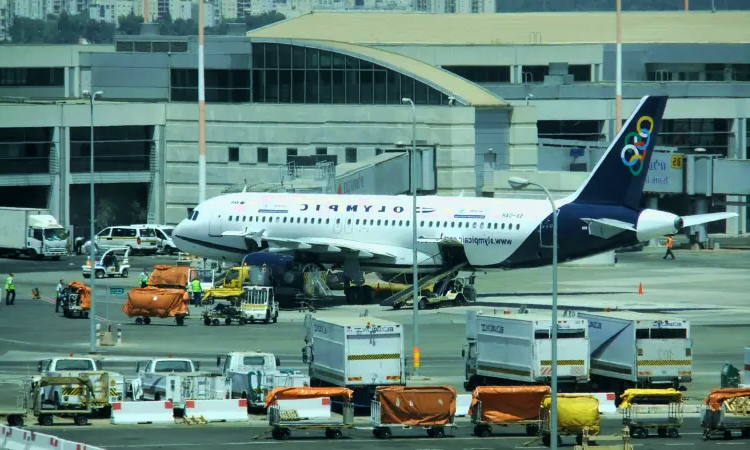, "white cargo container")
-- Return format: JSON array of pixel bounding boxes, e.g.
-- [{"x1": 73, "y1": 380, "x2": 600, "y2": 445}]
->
[
  {"x1": 577, "y1": 311, "x2": 692, "y2": 397},
  {"x1": 0, "y1": 207, "x2": 68, "y2": 259},
  {"x1": 302, "y1": 315, "x2": 405, "y2": 407},
  {"x1": 463, "y1": 311, "x2": 590, "y2": 392}
]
